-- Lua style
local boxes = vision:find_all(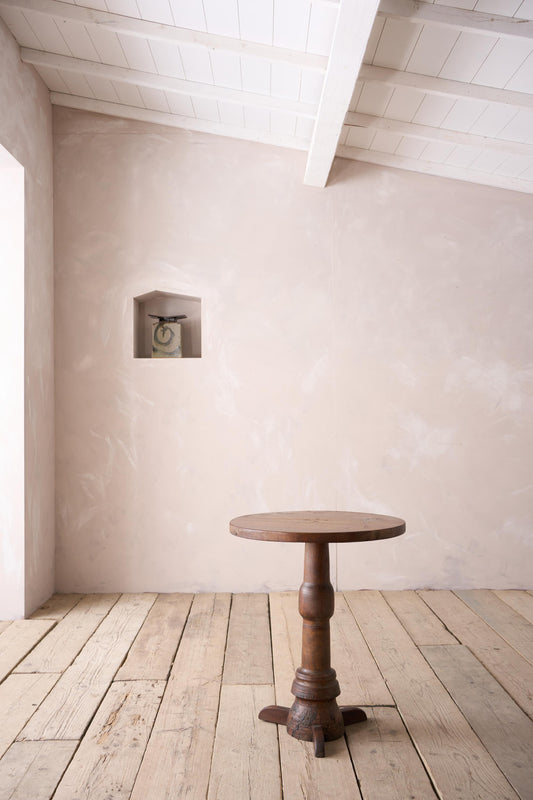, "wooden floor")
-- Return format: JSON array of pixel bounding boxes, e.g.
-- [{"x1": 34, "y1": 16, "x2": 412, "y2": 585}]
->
[{"x1": 0, "y1": 590, "x2": 532, "y2": 799}]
